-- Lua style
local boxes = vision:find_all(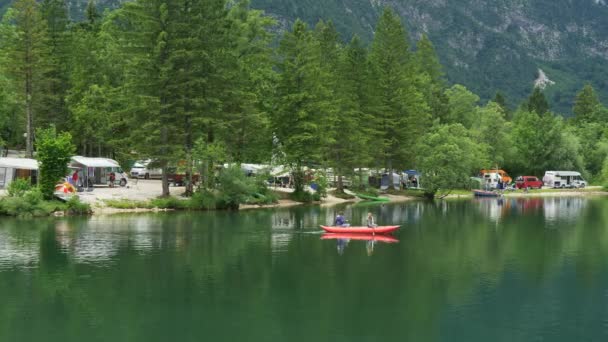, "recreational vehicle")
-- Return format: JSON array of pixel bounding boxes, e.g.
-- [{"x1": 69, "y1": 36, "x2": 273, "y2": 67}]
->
[{"x1": 542, "y1": 171, "x2": 586, "y2": 188}]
